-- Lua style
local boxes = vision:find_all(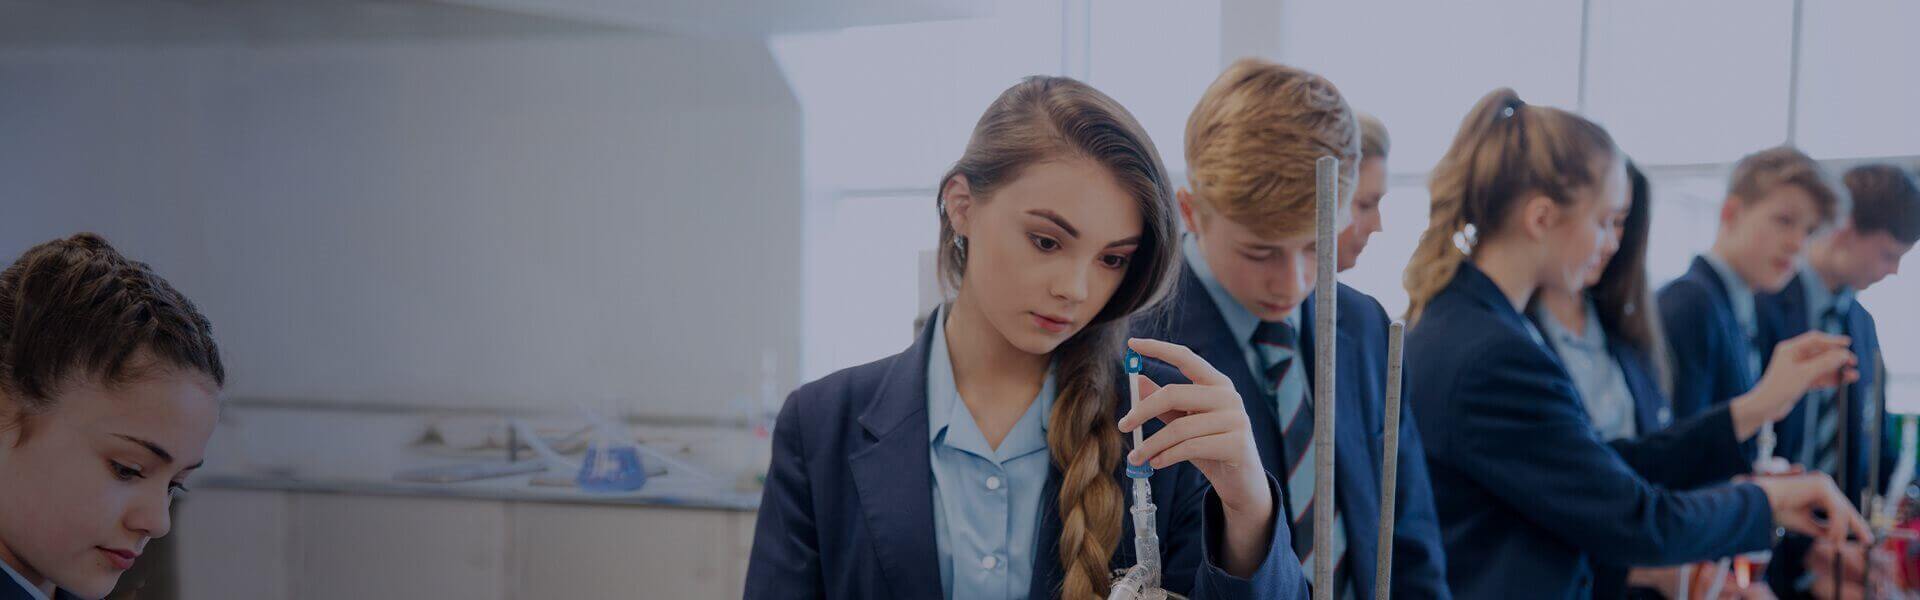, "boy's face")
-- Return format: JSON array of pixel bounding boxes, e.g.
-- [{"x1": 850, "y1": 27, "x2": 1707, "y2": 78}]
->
[
  {"x1": 0, "y1": 356, "x2": 219, "y2": 599},
  {"x1": 1824, "y1": 226, "x2": 1912, "y2": 290},
  {"x1": 1180, "y1": 192, "x2": 1318, "y2": 322},
  {"x1": 1337, "y1": 157, "x2": 1388, "y2": 272},
  {"x1": 1719, "y1": 184, "x2": 1824, "y2": 293}
]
